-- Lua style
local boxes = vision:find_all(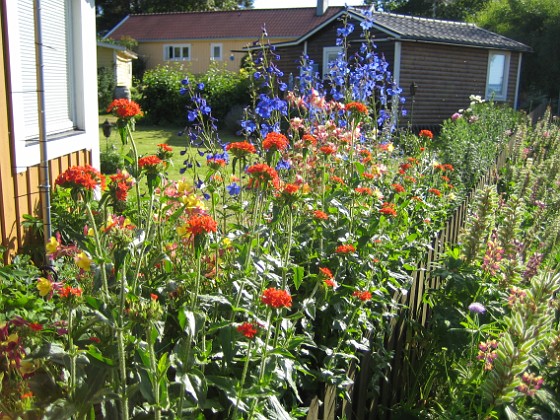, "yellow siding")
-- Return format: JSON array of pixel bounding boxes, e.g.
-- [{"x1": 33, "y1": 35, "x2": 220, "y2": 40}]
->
[
  {"x1": 97, "y1": 47, "x2": 114, "y2": 69},
  {"x1": 116, "y1": 53, "x2": 133, "y2": 88},
  {"x1": 138, "y1": 38, "x2": 292, "y2": 74}
]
